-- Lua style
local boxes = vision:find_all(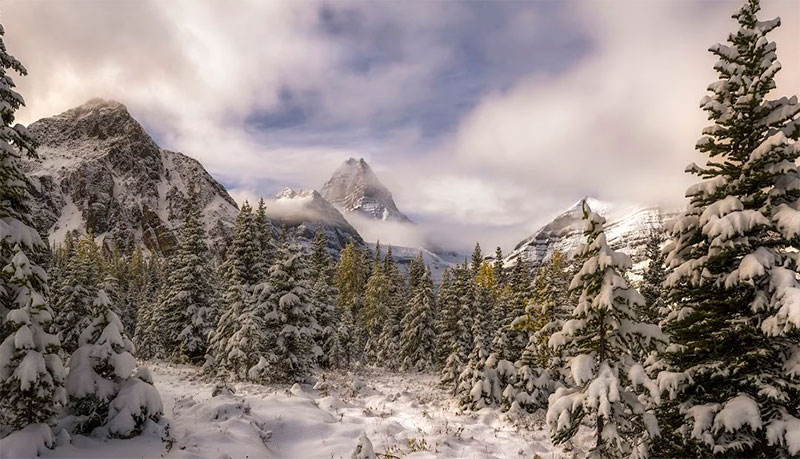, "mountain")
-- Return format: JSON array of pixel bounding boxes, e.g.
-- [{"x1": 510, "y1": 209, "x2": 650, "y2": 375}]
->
[
  {"x1": 505, "y1": 197, "x2": 681, "y2": 270},
  {"x1": 321, "y1": 157, "x2": 412, "y2": 223},
  {"x1": 23, "y1": 98, "x2": 239, "y2": 254},
  {"x1": 267, "y1": 188, "x2": 365, "y2": 254}
]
